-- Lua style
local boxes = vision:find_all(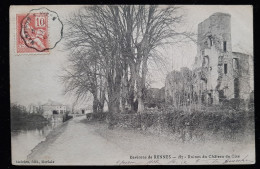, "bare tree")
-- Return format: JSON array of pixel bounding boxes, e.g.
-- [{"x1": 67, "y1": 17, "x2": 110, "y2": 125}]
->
[
  {"x1": 60, "y1": 49, "x2": 106, "y2": 113},
  {"x1": 105, "y1": 5, "x2": 189, "y2": 113},
  {"x1": 63, "y1": 5, "x2": 191, "y2": 115}
]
